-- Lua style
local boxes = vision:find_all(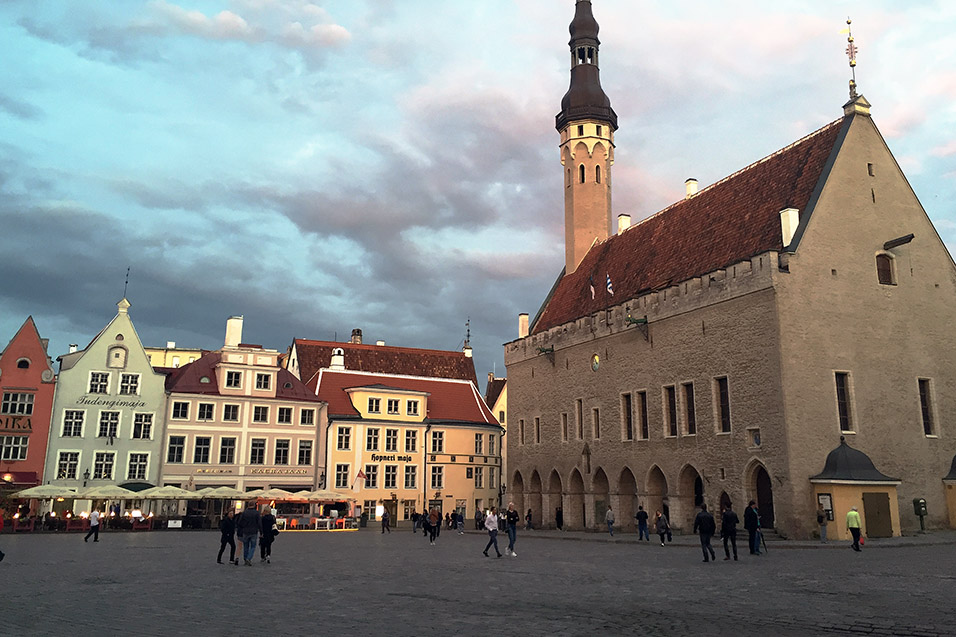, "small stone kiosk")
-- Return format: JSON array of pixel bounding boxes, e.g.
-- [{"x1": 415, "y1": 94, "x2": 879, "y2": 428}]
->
[
  {"x1": 944, "y1": 456, "x2": 956, "y2": 529},
  {"x1": 810, "y1": 437, "x2": 901, "y2": 539}
]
